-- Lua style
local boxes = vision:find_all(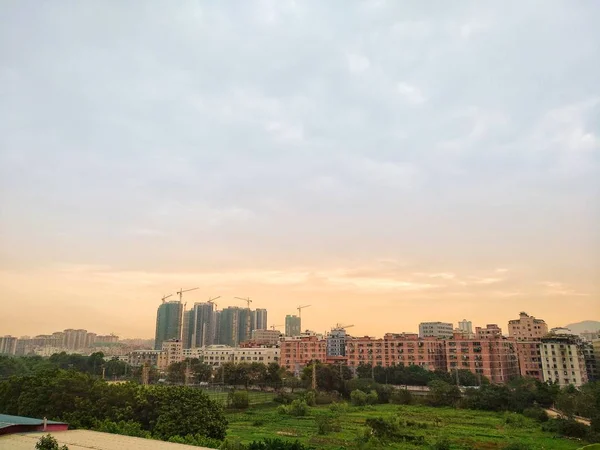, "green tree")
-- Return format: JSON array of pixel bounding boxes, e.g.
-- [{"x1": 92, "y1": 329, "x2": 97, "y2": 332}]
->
[
  {"x1": 35, "y1": 434, "x2": 69, "y2": 450},
  {"x1": 426, "y1": 380, "x2": 461, "y2": 407}
]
